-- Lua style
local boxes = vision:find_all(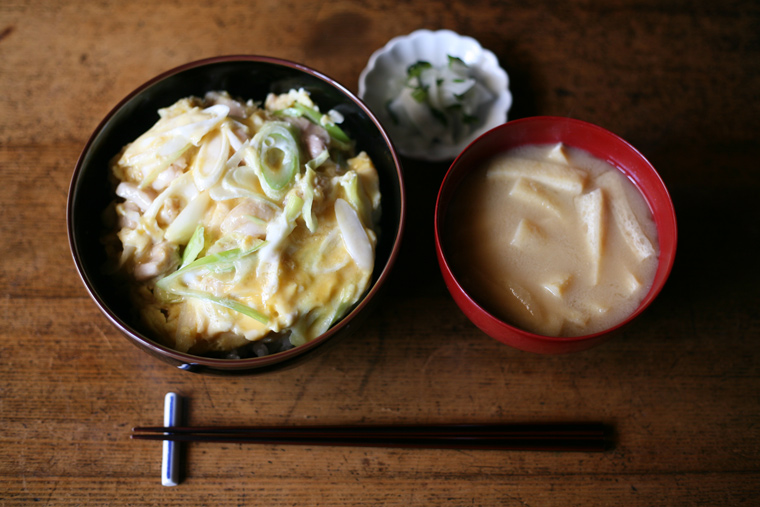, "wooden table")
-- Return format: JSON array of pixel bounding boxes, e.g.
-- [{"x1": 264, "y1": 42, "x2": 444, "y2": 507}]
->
[{"x1": 2, "y1": 0, "x2": 759, "y2": 504}]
